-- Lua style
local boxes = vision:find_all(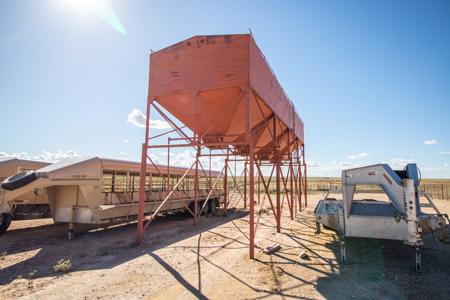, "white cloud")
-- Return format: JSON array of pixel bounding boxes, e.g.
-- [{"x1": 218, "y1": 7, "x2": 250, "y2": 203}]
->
[
  {"x1": 383, "y1": 158, "x2": 414, "y2": 169},
  {"x1": 424, "y1": 139, "x2": 437, "y2": 145},
  {"x1": 307, "y1": 160, "x2": 360, "y2": 176},
  {"x1": 444, "y1": 163, "x2": 449, "y2": 168},
  {"x1": 119, "y1": 152, "x2": 128, "y2": 156},
  {"x1": 160, "y1": 152, "x2": 174, "y2": 157},
  {"x1": 127, "y1": 109, "x2": 170, "y2": 129},
  {"x1": 0, "y1": 150, "x2": 81, "y2": 162},
  {"x1": 308, "y1": 157, "x2": 419, "y2": 177},
  {"x1": 127, "y1": 109, "x2": 146, "y2": 128},
  {"x1": 439, "y1": 151, "x2": 450, "y2": 155},
  {"x1": 146, "y1": 150, "x2": 226, "y2": 172},
  {"x1": 171, "y1": 150, "x2": 197, "y2": 168},
  {"x1": 306, "y1": 160, "x2": 319, "y2": 168},
  {"x1": 149, "y1": 119, "x2": 171, "y2": 130},
  {"x1": 347, "y1": 152, "x2": 369, "y2": 159},
  {"x1": 123, "y1": 139, "x2": 129, "y2": 143}
]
